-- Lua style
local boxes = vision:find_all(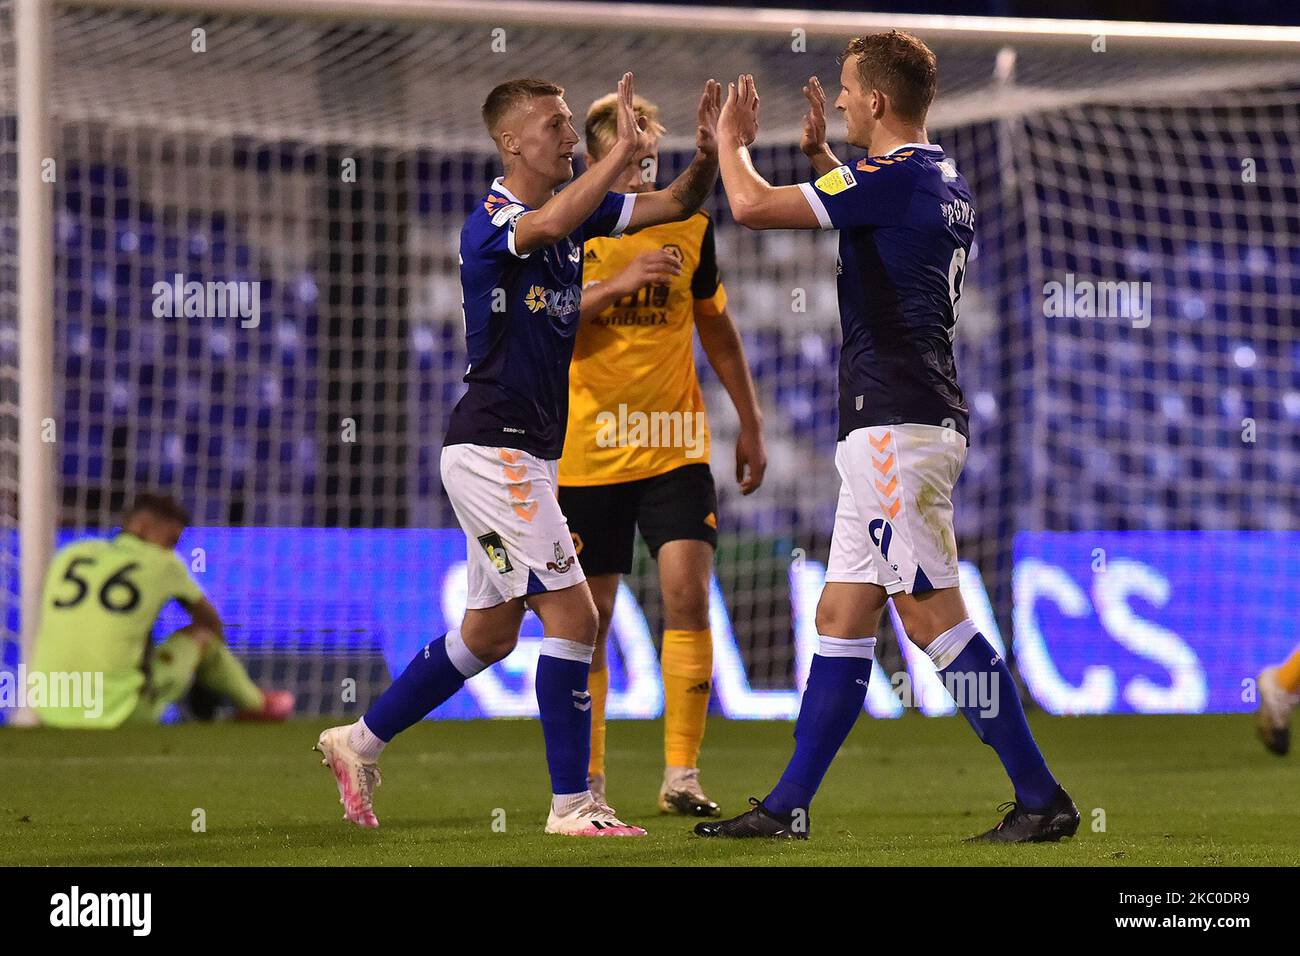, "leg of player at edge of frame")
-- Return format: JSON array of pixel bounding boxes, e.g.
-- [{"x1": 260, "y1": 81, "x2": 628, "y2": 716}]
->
[
  {"x1": 694, "y1": 583, "x2": 1081, "y2": 843},
  {"x1": 1255, "y1": 644, "x2": 1300, "y2": 755}
]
